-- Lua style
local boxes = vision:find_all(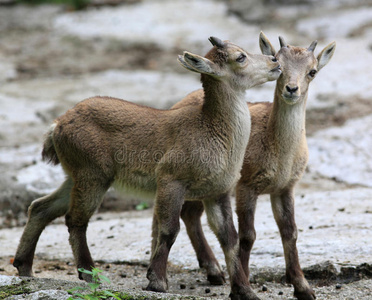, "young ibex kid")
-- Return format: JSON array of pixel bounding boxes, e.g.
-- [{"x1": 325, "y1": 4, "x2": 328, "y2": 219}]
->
[
  {"x1": 13, "y1": 37, "x2": 281, "y2": 299},
  {"x1": 172, "y1": 33, "x2": 336, "y2": 300}
]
